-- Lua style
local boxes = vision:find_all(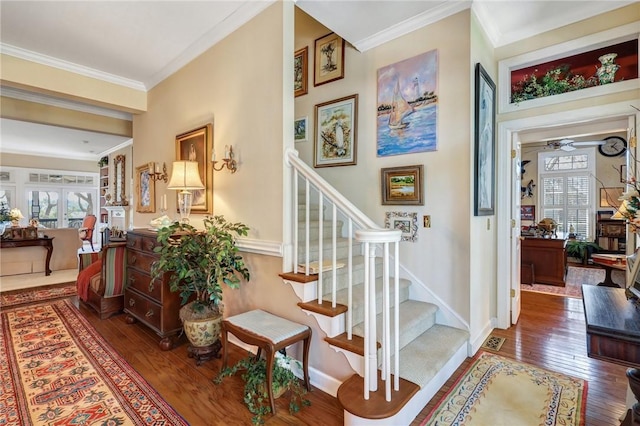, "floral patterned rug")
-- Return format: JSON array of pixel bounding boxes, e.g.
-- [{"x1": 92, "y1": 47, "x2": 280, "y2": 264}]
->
[
  {"x1": 0, "y1": 299, "x2": 188, "y2": 425},
  {"x1": 421, "y1": 352, "x2": 586, "y2": 426},
  {"x1": 0, "y1": 282, "x2": 77, "y2": 308},
  {"x1": 521, "y1": 265, "x2": 624, "y2": 298}
]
